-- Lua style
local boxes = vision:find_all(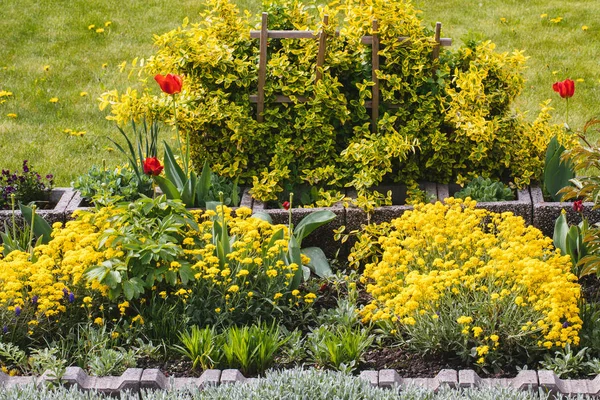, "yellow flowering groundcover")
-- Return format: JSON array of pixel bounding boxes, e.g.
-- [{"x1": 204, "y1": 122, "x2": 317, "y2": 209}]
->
[
  {"x1": 354, "y1": 198, "x2": 582, "y2": 369},
  {"x1": 0, "y1": 198, "x2": 314, "y2": 343}
]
